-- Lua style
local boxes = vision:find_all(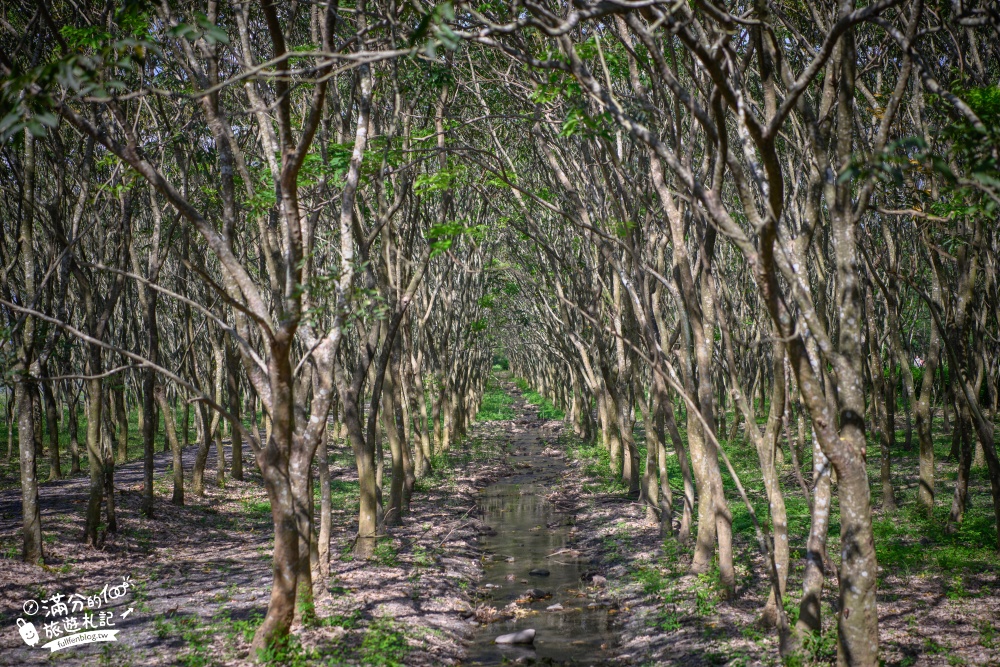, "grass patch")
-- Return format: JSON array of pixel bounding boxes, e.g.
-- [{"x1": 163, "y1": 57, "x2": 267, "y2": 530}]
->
[
  {"x1": 256, "y1": 634, "x2": 325, "y2": 667},
  {"x1": 572, "y1": 437, "x2": 629, "y2": 494},
  {"x1": 154, "y1": 615, "x2": 213, "y2": 667},
  {"x1": 360, "y1": 616, "x2": 409, "y2": 666},
  {"x1": 241, "y1": 498, "x2": 271, "y2": 521},
  {"x1": 477, "y1": 380, "x2": 514, "y2": 421},
  {"x1": 512, "y1": 378, "x2": 565, "y2": 420},
  {"x1": 372, "y1": 539, "x2": 399, "y2": 567}
]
